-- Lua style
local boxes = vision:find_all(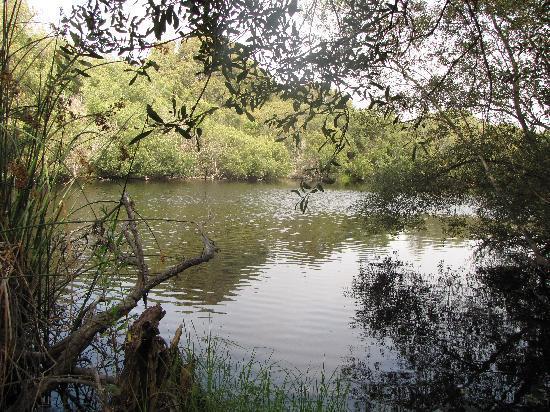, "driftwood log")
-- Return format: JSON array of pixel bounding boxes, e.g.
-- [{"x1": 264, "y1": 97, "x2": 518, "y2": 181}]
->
[{"x1": 115, "y1": 305, "x2": 194, "y2": 411}]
